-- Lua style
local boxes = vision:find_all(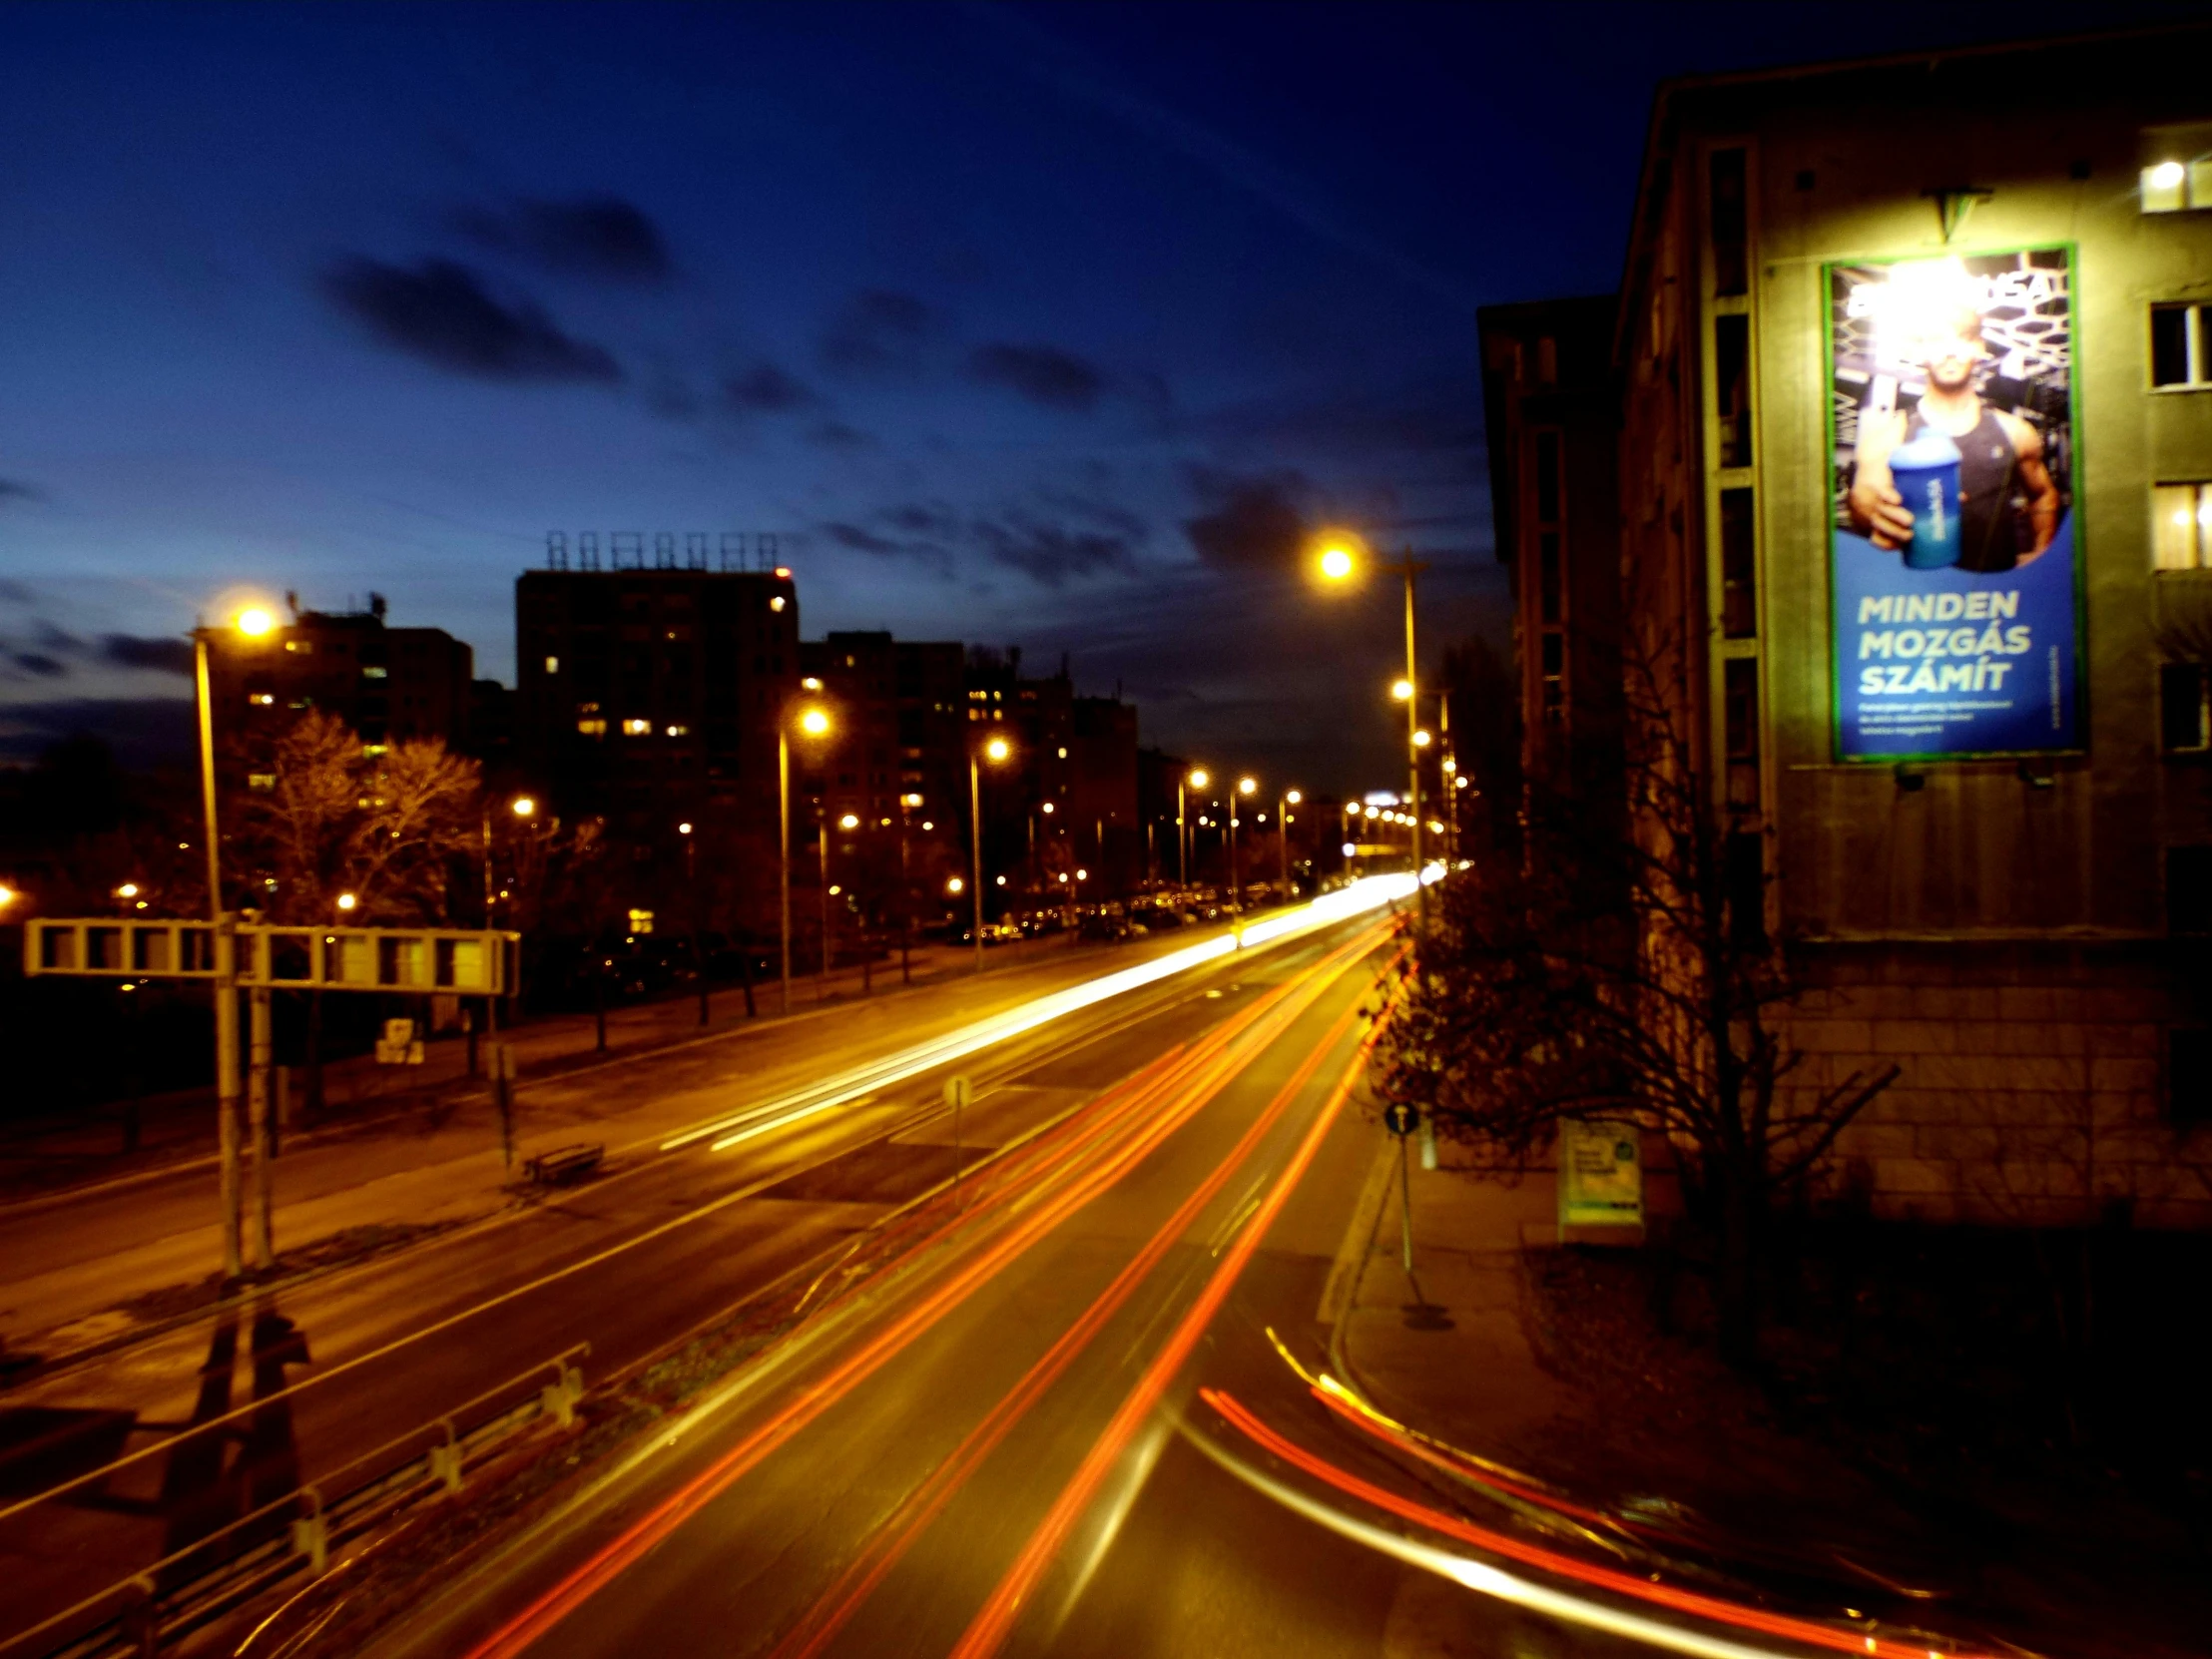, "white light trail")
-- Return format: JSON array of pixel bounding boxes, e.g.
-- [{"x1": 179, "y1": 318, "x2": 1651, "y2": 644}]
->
[{"x1": 660, "y1": 873, "x2": 1420, "y2": 1155}]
